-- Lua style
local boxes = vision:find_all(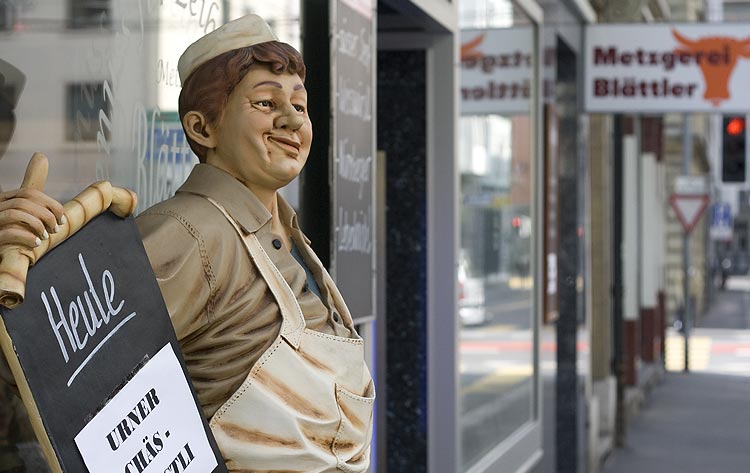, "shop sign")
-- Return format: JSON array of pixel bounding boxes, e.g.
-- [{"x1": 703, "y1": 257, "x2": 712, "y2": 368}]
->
[
  {"x1": 460, "y1": 27, "x2": 534, "y2": 115},
  {"x1": 585, "y1": 23, "x2": 750, "y2": 113}
]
